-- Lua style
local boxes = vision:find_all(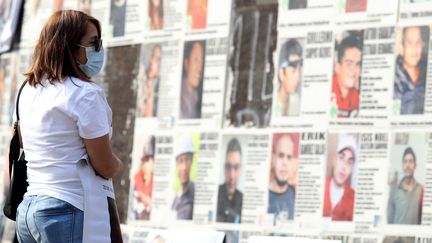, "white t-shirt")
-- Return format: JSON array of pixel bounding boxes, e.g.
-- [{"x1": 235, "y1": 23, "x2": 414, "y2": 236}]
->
[
  {"x1": 330, "y1": 179, "x2": 345, "y2": 209},
  {"x1": 18, "y1": 77, "x2": 112, "y2": 211}
]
